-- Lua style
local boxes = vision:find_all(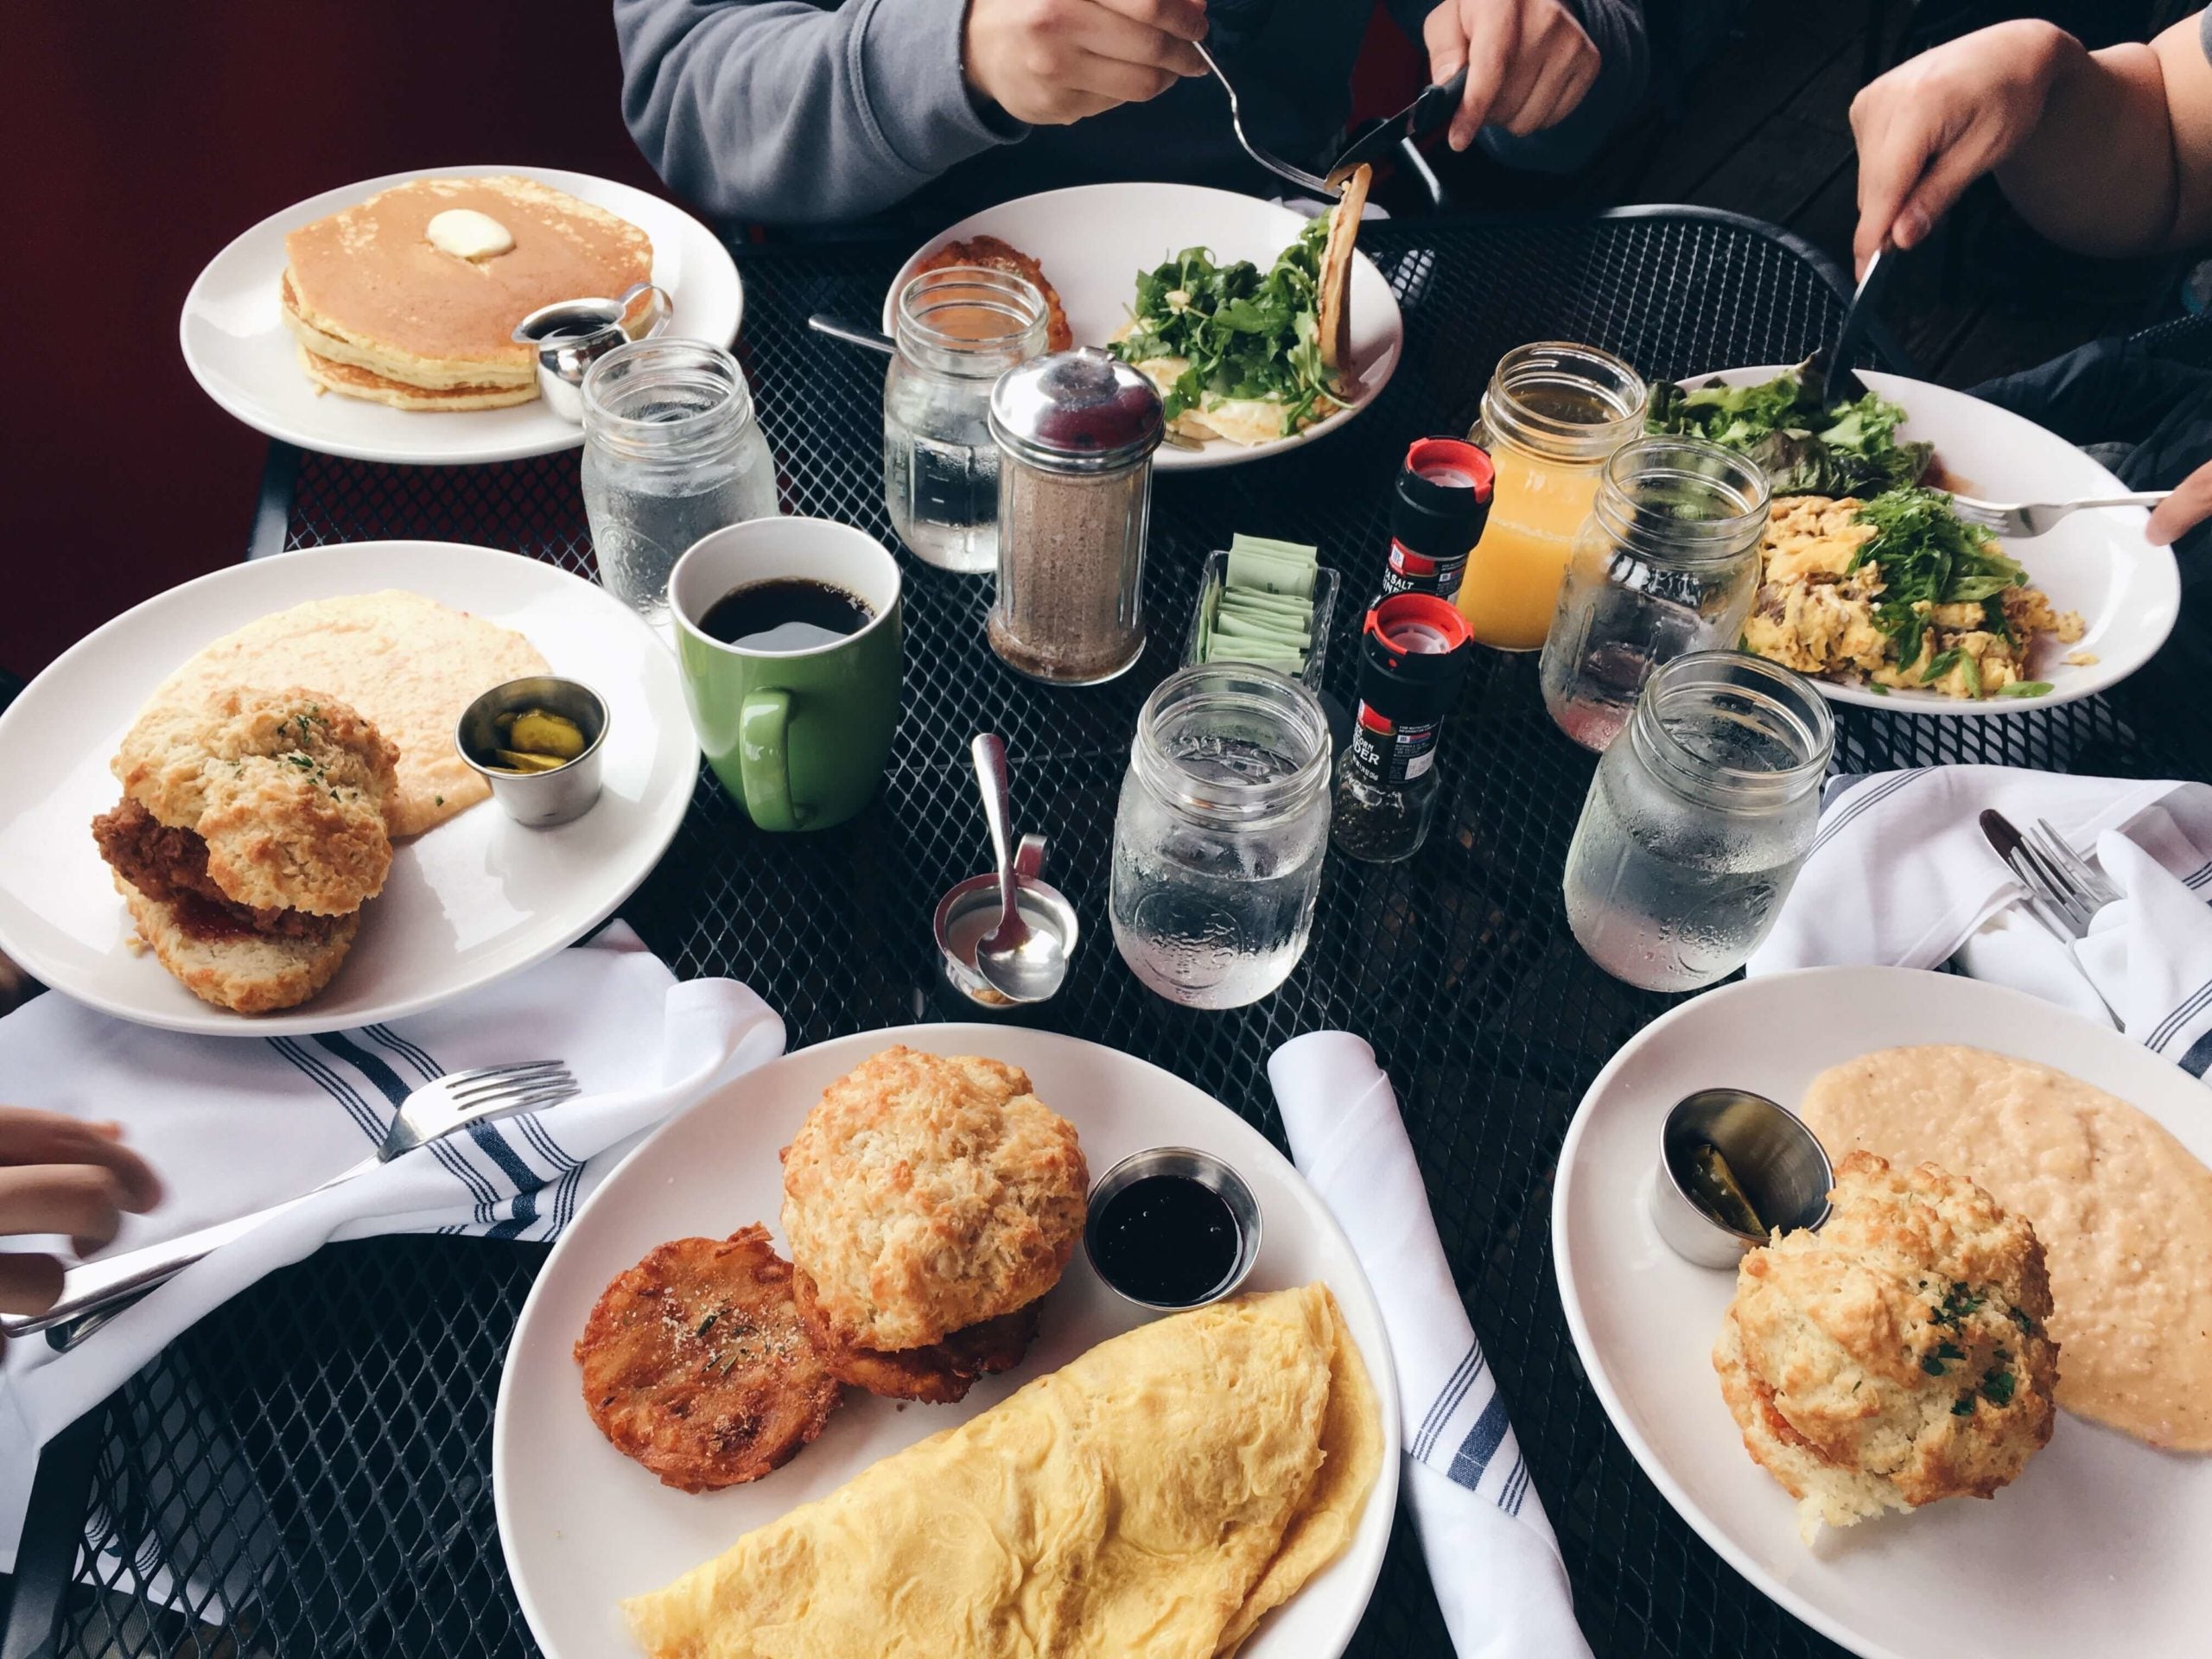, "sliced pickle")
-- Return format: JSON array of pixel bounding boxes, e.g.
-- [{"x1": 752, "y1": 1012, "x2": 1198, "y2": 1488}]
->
[{"x1": 1687, "y1": 1142, "x2": 1767, "y2": 1236}]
